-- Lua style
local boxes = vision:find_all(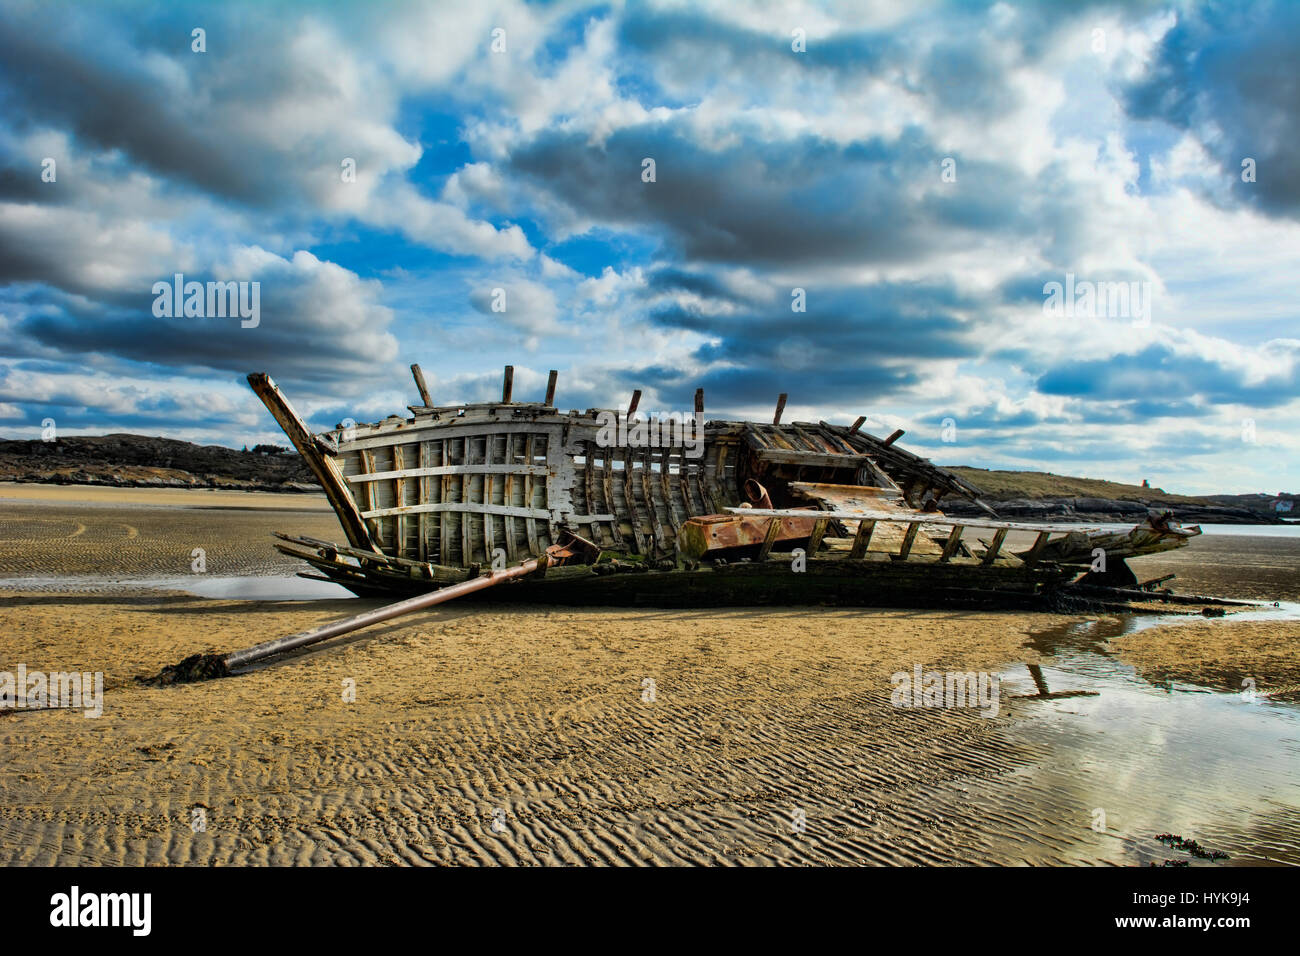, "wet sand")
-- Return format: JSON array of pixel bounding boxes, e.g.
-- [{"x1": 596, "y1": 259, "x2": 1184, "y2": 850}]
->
[{"x1": 1, "y1": 485, "x2": 1297, "y2": 865}]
